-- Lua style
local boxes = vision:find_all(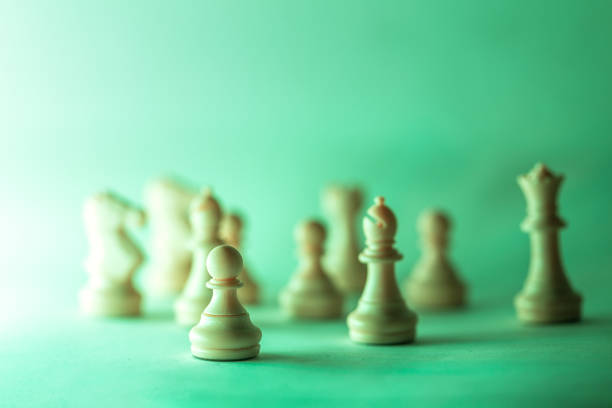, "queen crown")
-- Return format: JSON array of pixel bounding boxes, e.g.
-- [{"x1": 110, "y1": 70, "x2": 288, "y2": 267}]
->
[{"x1": 518, "y1": 163, "x2": 565, "y2": 230}]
